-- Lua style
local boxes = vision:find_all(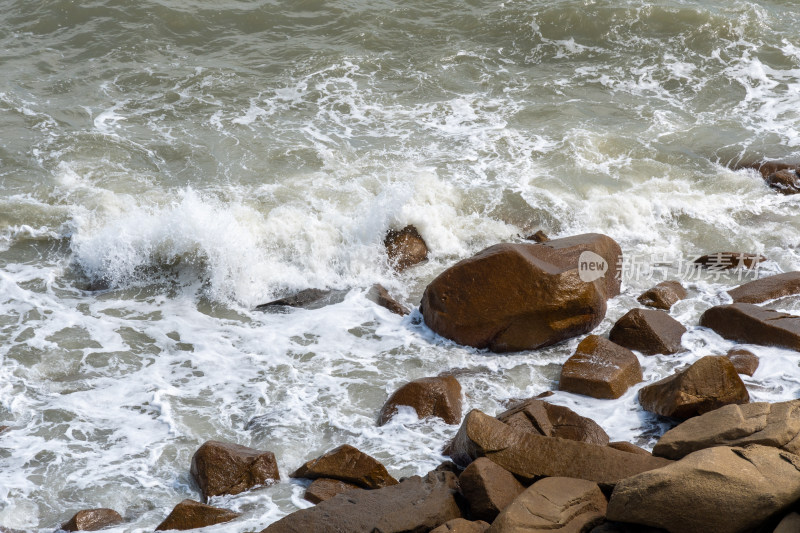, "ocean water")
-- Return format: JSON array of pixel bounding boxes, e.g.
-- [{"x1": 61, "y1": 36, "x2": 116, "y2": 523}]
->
[{"x1": 2, "y1": 0, "x2": 800, "y2": 530}]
